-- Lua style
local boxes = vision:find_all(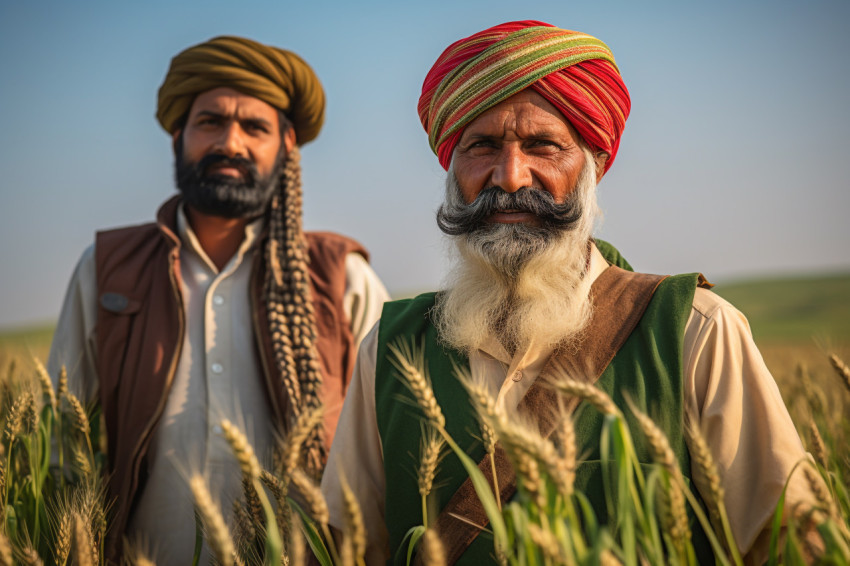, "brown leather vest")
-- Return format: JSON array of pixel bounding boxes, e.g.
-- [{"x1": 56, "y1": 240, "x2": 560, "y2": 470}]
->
[{"x1": 94, "y1": 196, "x2": 366, "y2": 560}]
